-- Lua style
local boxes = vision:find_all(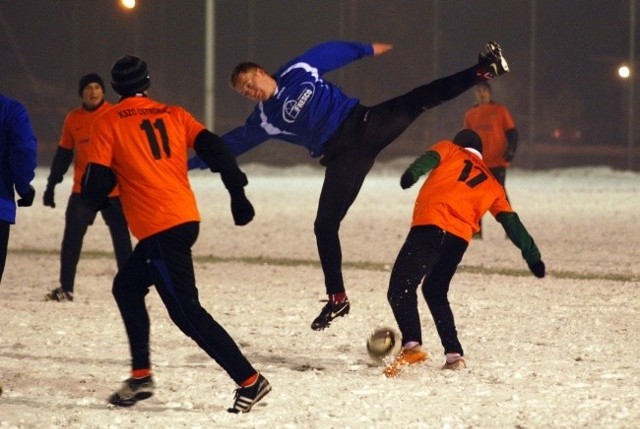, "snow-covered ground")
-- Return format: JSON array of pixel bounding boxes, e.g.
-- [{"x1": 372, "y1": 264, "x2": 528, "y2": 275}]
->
[{"x1": 1, "y1": 162, "x2": 639, "y2": 428}]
